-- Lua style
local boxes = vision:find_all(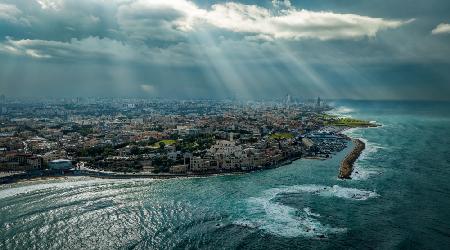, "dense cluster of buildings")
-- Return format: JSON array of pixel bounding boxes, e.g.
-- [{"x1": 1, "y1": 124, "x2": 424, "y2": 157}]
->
[{"x1": 0, "y1": 97, "x2": 349, "y2": 175}]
